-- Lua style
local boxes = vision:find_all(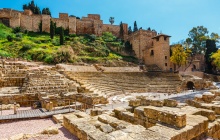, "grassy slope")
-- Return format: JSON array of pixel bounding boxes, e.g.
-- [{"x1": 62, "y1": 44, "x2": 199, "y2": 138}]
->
[{"x1": 0, "y1": 23, "x2": 137, "y2": 64}]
